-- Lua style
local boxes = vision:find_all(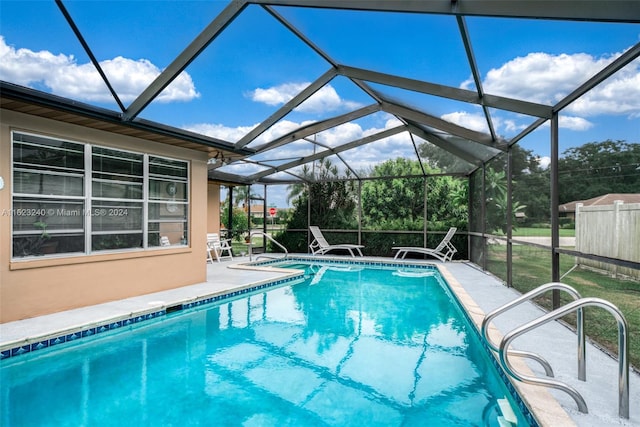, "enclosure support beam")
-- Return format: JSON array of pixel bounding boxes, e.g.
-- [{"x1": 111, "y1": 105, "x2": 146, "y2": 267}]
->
[
  {"x1": 123, "y1": 0, "x2": 248, "y2": 121},
  {"x1": 481, "y1": 164, "x2": 487, "y2": 271},
  {"x1": 228, "y1": 187, "x2": 234, "y2": 239},
  {"x1": 506, "y1": 148, "x2": 513, "y2": 287},
  {"x1": 307, "y1": 183, "x2": 311, "y2": 254},
  {"x1": 358, "y1": 181, "x2": 363, "y2": 247},
  {"x1": 424, "y1": 178, "x2": 429, "y2": 248},
  {"x1": 249, "y1": 0, "x2": 640, "y2": 23},
  {"x1": 467, "y1": 176, "x2": 473, "y2": 262},
  {"x1": 551, "y1": 113, "x2": 561, "y2": 309}
]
